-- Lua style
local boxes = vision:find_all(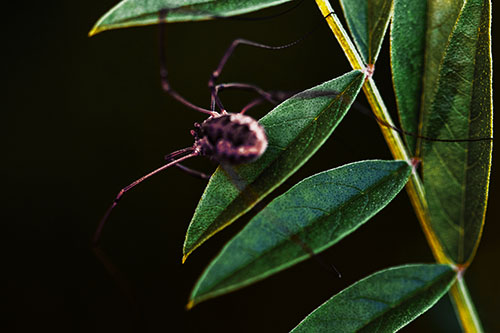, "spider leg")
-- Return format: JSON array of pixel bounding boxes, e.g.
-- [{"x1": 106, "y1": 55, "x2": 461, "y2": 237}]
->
[
  {"x1": 208, "y1": 12, "x2": 336, "y2": 111},
  {"x1": 159, "y1": 10, "x2": 217, "y2": 116},
  {"x1": 165, "y1": 151, "x2": 211, "y2": 179},
  {"x1": 208, "y1": 38, "x2": 302, "y2": 111},
  {"x1": 93, "y1": 147, "x2": 199, "y2": 245}
]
